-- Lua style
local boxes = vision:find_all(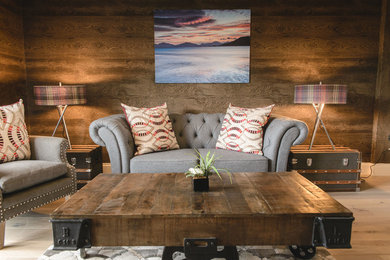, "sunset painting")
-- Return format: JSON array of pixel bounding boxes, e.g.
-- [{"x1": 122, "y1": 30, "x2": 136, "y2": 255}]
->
[{"x1": 154, "y1": 9, "x2": 251, "y2": 83}]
